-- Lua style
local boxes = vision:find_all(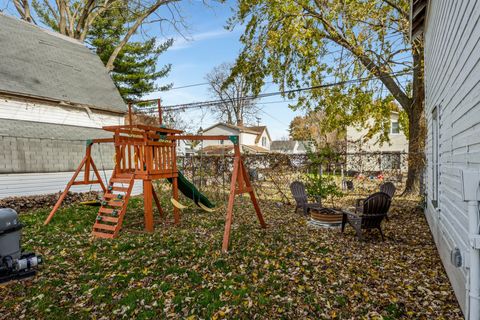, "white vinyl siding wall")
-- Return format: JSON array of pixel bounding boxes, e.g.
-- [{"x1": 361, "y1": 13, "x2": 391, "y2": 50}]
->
[
  {"x1": 201, "y1": 125, "x2": 237, "y2": 148},
  {"x1": 0, "y1": 171, "x2": 142, "y2": 198},
  {"x1": 424, "y1": 0, "x2": 480, "y2": 312},
  {"x1": 0, "y1": 97, "x2": 123, "y2": 128}
]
